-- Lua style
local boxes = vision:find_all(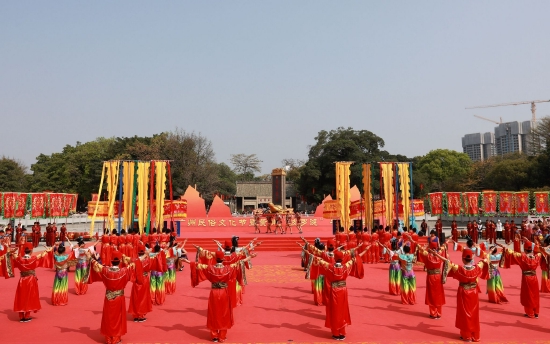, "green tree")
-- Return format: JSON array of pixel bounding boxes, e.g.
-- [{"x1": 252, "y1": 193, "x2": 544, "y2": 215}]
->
[
  {"x1": 297, "y1": 127, "x2": 388, "y2": 203},
  {"x1": 215, "y1": 163, "x2": 237, "y2": 196},
  {"x1": 230, "y1": 153, "x2": 262, "y2": 181},
  {"x1": 281, "y1": 158, "x2": 305, "y2": 182},
  {"x1": 416, "y1": 149, "x2": 472, "y2": 192},
  {"x1": 0, "y1": 156, "x2": 29, "y2": 191}
]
